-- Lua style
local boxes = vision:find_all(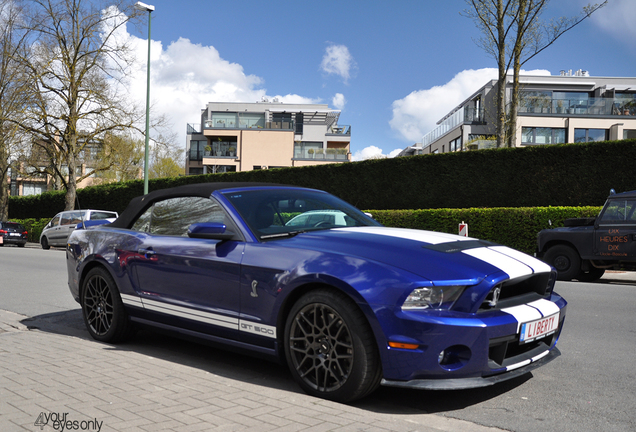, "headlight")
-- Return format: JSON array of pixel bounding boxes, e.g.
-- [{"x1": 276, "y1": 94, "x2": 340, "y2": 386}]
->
[{"x1": 402, "y1": 286, "x2": 465, "y2": 310}]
